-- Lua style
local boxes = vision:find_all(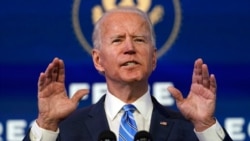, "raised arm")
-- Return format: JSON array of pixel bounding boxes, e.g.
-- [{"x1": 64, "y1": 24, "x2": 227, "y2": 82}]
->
[
  {"x1": 36, "y1": 57, "x2": 88, "y2": 131},
  {"x1": 168, "y1": 58, "x2": 216, "y2": 131}
]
